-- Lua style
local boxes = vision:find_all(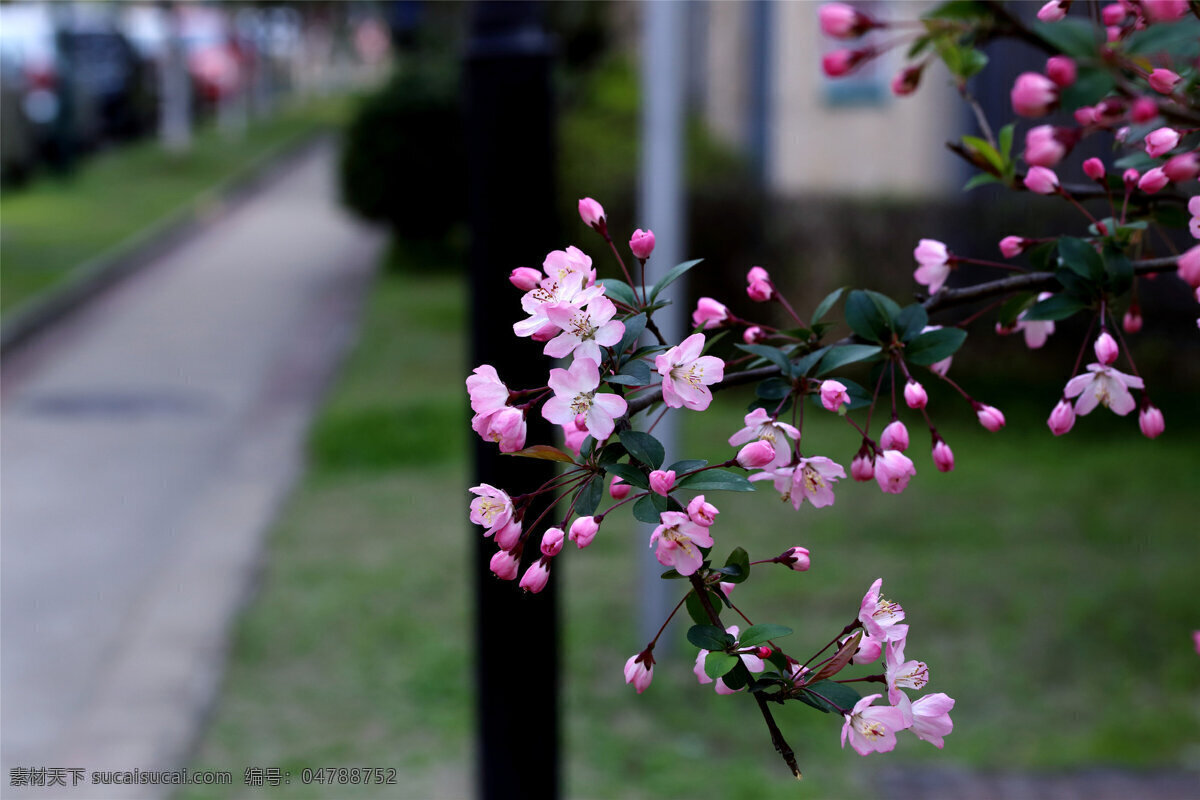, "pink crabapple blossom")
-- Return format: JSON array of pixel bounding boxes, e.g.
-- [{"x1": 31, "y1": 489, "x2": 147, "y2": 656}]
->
[
  {"x1": 907, "y1": 693, "x2": 956, "y2": 748},
  {"x1": 543, "y1": 294, "x2": 625, "y2": 363},
  {"x1": 885, "y1": 639, "x2": 930, "y2": 704},
  {"x1": 851, "y1": 451, "x2": 875, "y2": 482},
  {"x1": 519, "y1": 559, "x2": 551, "y2": 593},
  {"x1": 821, "y1": 379, "x2": 851, "y2": 412},
  {"x1": 1165, "y1": 153, "x2": 1199, "y2": 184},
  {"x1": 874, "y1": 450, "x2": 916, "y2": 495},
  {"x1": 578, "y1": 197, "x2": 605, "y2": 232},
  {"x1": 780, "y1": 546, "x2": 811, "y2": 571},
  {"x1": 736, "y1": 440, "x2": 778, "y2": 469},
  {"x1": 687, "y1": 495, "x2": 720, "y2": 527},
  {"x1": 1045, "y1": 55, "x2": 1076, "y2": 87},
  {"x1": 1037, "y1": 0, "x2": 1069, "y2": 23},
  {"x1": 509, "y1": 267, "x2": 542, "y2": 291},
  {"x1": 1024, "y1": 125, "x2": 1067, "y2": 167},
  {"x1": 1148, "y1": 68, "x2": 1180, "y2": 94},
  {"x1": 818, "y1": 2, "x2": 876, "y2": 39},
  {"x1": 1101, "y1": 2, "x2": 1124, "y2": 25},
  {"x1": 859, "y1": 578, "x2": 908, "y2": 643},
  {"x1": 469, "y1": 483, "x2": 515, "y2": 538},
  {"x1": 630, "y1": 228, "x2": 656, "y2": 260},
  {"x1": 999, "y1": 235, "x2": 1028, "y2": 258},
  {"x1": 822, "y1": 48, "x2": 872, "y2": 78},
  {"x1": 1047, "y1": 398, "x2": 1077, "y2": 436},
  {"x1": 649, "y1": 469, "x2": 676, "y2": 497},
  {"x1": 542, "y1": 357, "x2": 628, "y2": 442},
  {"x1": 1144, "y1": 127, "x2": 1181, "y2": 158},
  {"x1": 494, "y1": 518, "x2": 523, "y2": 551},
  {"x1": 1024, "y1": 166, "x2": 1060, "y2": 194},
  {"x1": 1063, "y1": 363, "x2": 1145, "y2": 416},
  {"x1": 692, "y1": 297, "x2": 729, "y2": 329},
  {"x1": 489, "y1": 549, "x2": 520, "y2": 581},
  {"x1": 880, "y1": 420, "x2": 910, "y2": 452},
  {"x1": 975, "y1": 403, "x2": 1006, "y2": 432},
  {"x1": 891, "y1": 65, "x2": 922, "y2": 96},
  {"x1": 841, "y1": 694, "x2": 910, "y2": 756},
  {"x1": 1094, "y1": 331, "x2": 1119, "y2": 365},
  {"x1": 1178, "y1": 246, "x2": 1200, "y2": 288},
  {"x1": 1138, "y1": 167, "x2": 1170, "y2": 194},
  {"x1": 609, "y1": 474, "x2": 630, "y2": 500},
  {"x1": 904, "y1": 380, "x2": 928, "y2": 409},
  {"x1": 729, "y1": 407, "x2": 801, "y2": 469},
  {"x1": 743, "y1": 325, "x2": 766, "y2": 344},
  {"x1": 1131, "y1": 96, "x2": 1160, "y2": 124},
  {"x1": 1123, "y1": 308, "x2": 1143, "y2": 333},
  {"x1": 1143, "y1": 0, "x2": 1189, "y2": 22},
  {"x1": 624, "y1": 650, "x2": 654, "y2": 694},
  {"x1": 846, "y1": 632, "x2": 883, "y2": 665},
  {"x1": 1139, "y1": 405, "x2": 1165, "y2": 439},
  {"x1": 569, "y1": 515, "x2": 600, "y2": 548},
  {"x1": 913, "y1": 239, "x2": 951, "y2": 294},
  {"x1": 932, "y1": 440, "x2": 955, "y2": 473},
  {"x1": 789, "y1": 456, "x2": 847, "y2": 509},
  {"x1": 746, "y1": 266, "x2": 773, "y2": 301},
  {"x1": 656, "y1": 333, "x2": 725, "y2": 411},
  {"x1": 649, "y1": 511, "x2": 714, "y2": 576},
  {"x1": 541, "y1": 527, "x2": 564, "y2": 557},
  {"x1": 1083, "y1": 158, "x2": 1106, "y2": 181},
  {"x1": 1011, "y1": 72, "x2": 1058, "y2": 117}
]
